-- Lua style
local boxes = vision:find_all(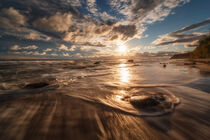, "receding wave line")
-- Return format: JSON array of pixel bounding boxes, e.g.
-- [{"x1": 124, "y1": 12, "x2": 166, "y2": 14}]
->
[{"x1": 64, "y1": 87, "x2": 180, "y2": 117}]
